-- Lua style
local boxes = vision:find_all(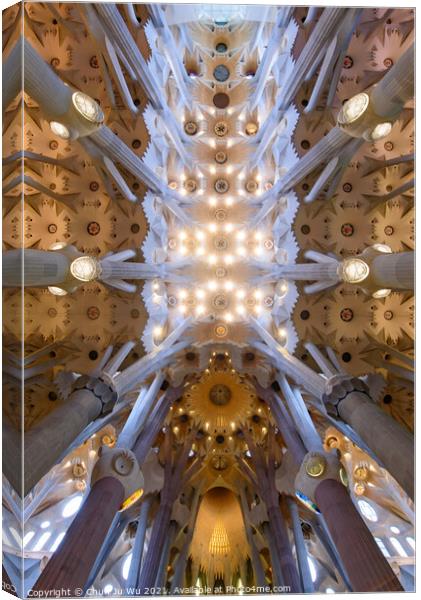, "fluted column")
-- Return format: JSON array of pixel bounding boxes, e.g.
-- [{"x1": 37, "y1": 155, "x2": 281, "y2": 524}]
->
[
  {"x1": 277, "y1": 261, "x2": 340, "y2": 282},
  {"x1": 369, "y1": 251, "x2": 414, "y2": 291},
  {"x1": 371, "y1": 45, "x2": 414, "y2": 118},
  {"x1": 280, "y1": 8, "x2": 349, "y2": 110},
  {"x1": 250, "y1": 7, "x2": 293, "y2": 110},
  {"x1": 23, "y1": 38, "x2": 72, "y2": 119},
  {"x1": 3, "y1": 38, "x2": 22, "y2": 109},
  {"x1": 286, "y1": 498, "x2": 314, "y2": 593},
  {"x1": 95, "y1": 3, "x2": 163, "y2": 107},
  {"x1": 324, "y1": 376, "x2": 414, "y2": 499},
  {"x1": 316, "y1": 480, "x2": 402, "y2": 591},
  {"x1": 23, "y1": 376, "x2": 117, "y2": 497},
  {"x1": 111, "y1": 318, "x2": 192, "y2": 396},
  {"x1": 117, "y1": 371, "x2": 165, "y2": 449},
  {"x1": 295, "y1": 452, "x2": 403, "y2": 592},
  {"x1": 3, "y1": 249, "x2": 70, "y2": 287},
  {"x1": 126, "y1": 496, "x2": 152, "y2": 590}
]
